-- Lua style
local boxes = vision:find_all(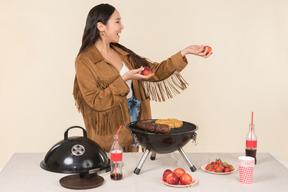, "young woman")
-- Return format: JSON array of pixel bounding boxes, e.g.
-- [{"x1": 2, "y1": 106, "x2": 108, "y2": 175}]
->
[{"x1": 73, "y1": 4, "x2": 212, "y2": 152}]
